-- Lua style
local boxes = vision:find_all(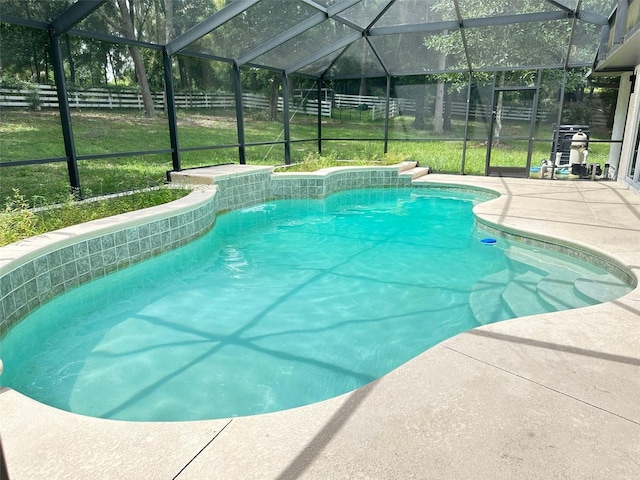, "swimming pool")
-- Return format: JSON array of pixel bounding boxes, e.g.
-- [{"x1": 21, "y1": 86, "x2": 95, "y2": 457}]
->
[{"x1": 0, "y1": 187, "x2": 631, "y2": 421}]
